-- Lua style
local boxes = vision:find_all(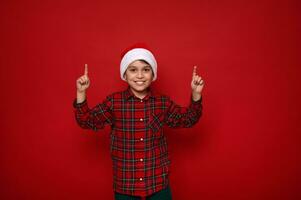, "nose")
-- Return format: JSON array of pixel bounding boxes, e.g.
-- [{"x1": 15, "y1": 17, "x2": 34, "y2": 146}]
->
[{"x1": 137, "y1": 70, "x2": 144, "y2": 78}]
